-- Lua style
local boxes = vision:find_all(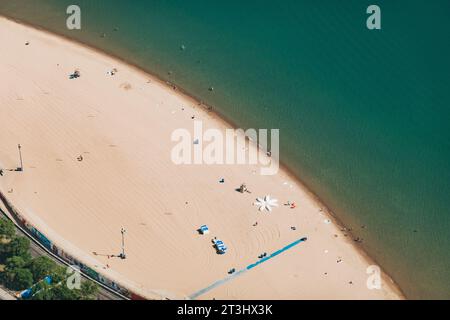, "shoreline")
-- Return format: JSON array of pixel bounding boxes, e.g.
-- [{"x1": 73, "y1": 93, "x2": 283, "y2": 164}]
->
[{"x1": 0, "y1": 15, "x2": 405, "y2": 299}]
